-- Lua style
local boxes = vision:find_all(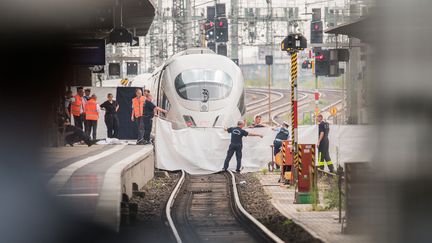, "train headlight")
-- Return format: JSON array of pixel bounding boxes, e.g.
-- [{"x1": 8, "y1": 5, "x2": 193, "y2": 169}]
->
[{"x1": 183, "y1": 115, "x2": 196, "y2": 127}]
